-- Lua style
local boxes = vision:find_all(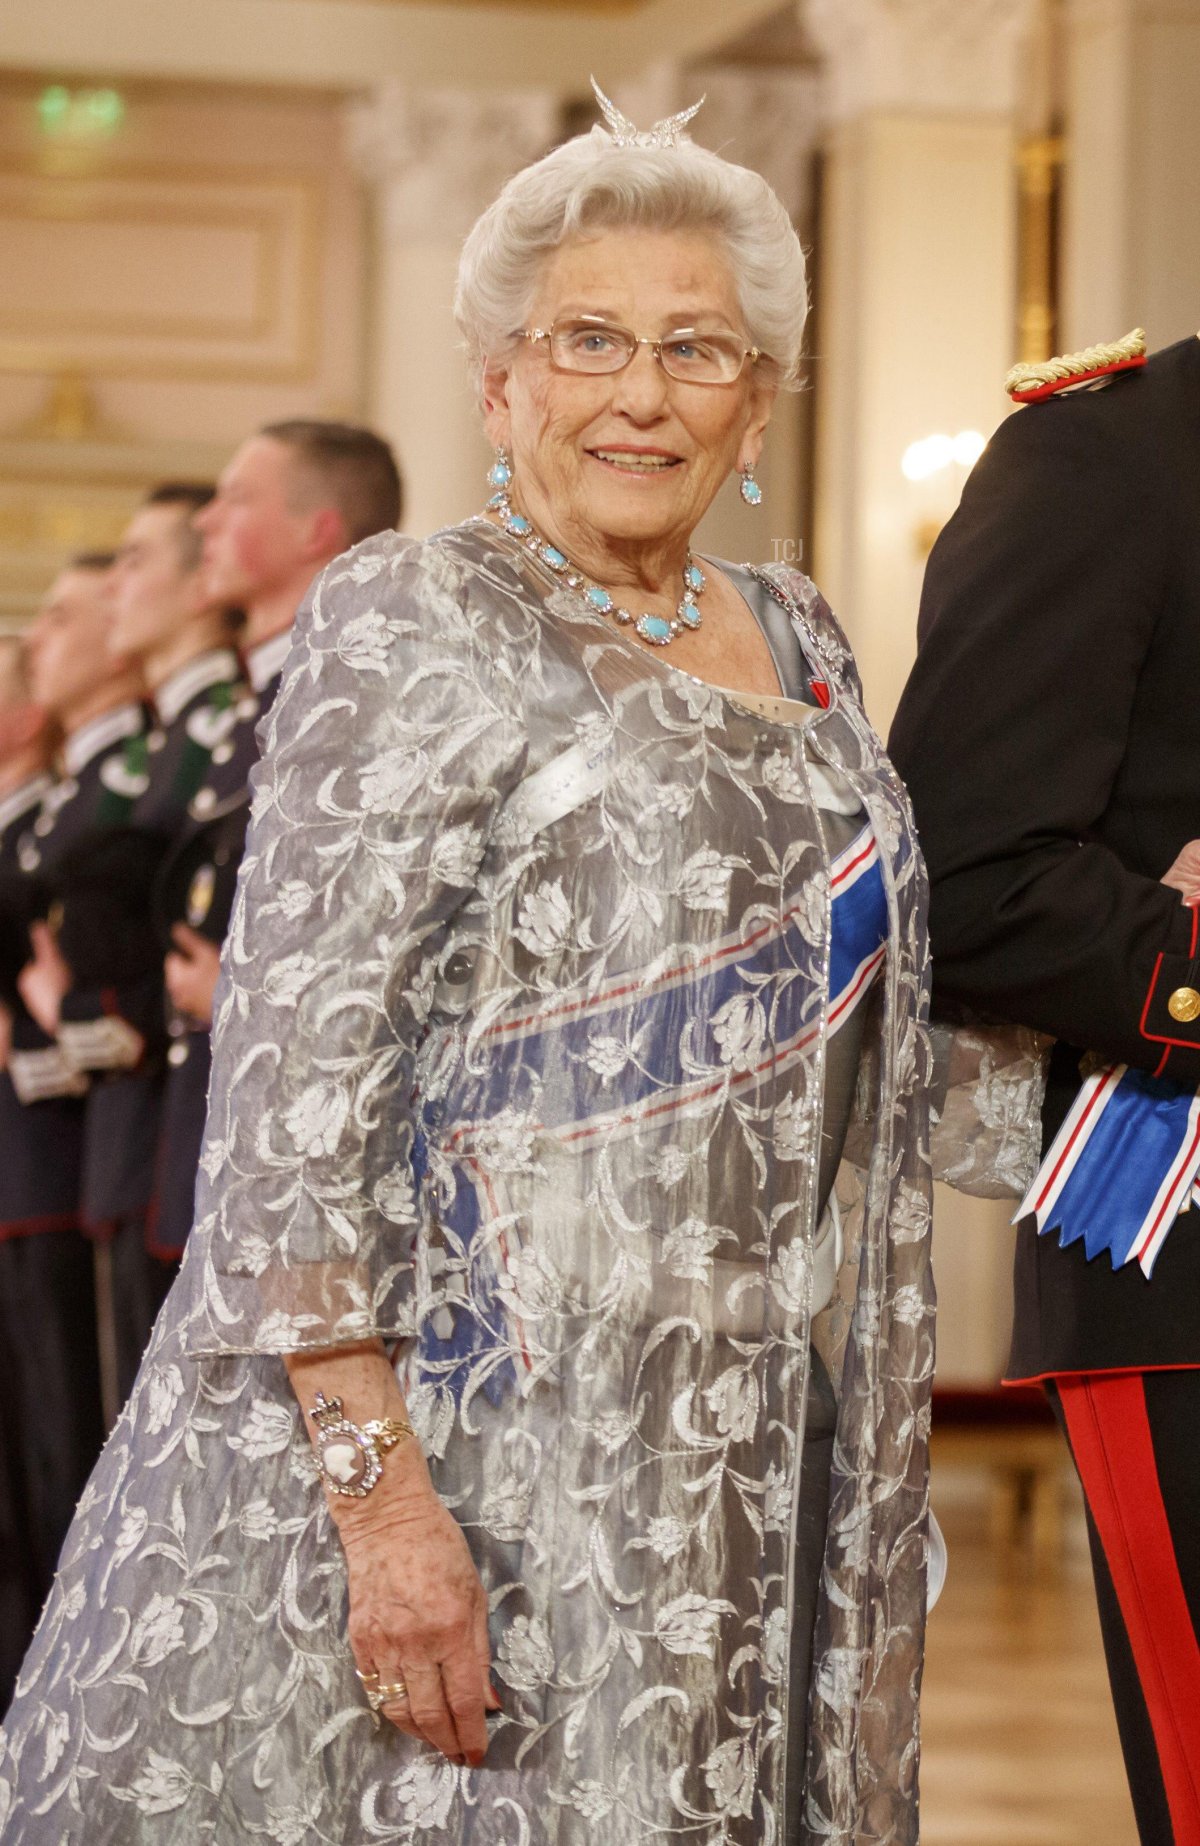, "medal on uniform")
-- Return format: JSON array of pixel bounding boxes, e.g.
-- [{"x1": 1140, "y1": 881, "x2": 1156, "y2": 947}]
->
[
  {"x1": 186, "y1": 865, "x2": 216, "y2": 930},
  {"x1": 1014, "y1": 1063, "x2": 1200, "y2": 1275}
]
